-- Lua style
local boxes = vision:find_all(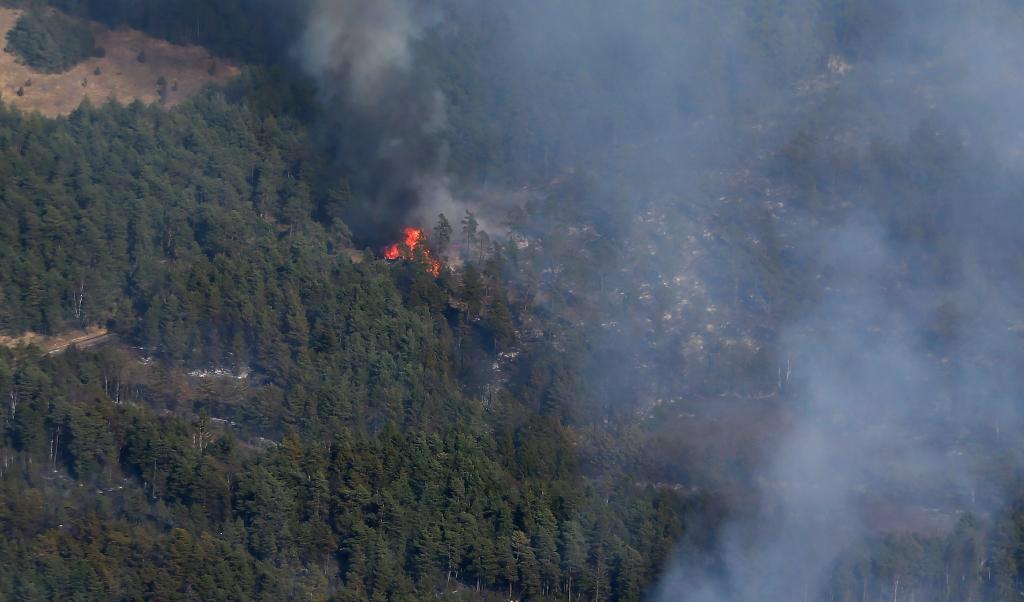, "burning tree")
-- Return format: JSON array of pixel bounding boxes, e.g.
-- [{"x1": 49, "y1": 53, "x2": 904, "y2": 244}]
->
[{"x1": 383, "y1": 227, "x2": 442, "y2": 276}]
